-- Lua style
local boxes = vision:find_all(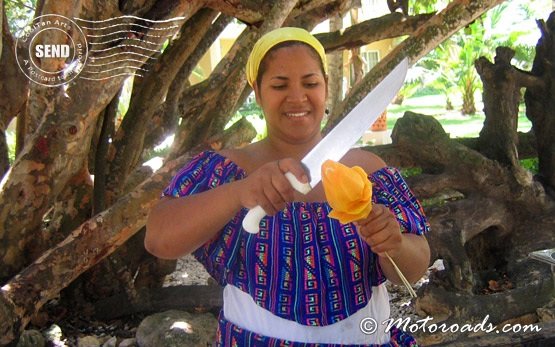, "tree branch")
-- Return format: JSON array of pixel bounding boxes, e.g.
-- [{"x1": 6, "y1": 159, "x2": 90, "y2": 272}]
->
[
  {"x1": 289, "y1": 0, "x2": 343, "y2": 20},
  {"x1": 204, "y1": 0, "x2": 340, "y2": 25},
  {"x1": 0, "y1": 153, "x2": 191, "y2": 345},
  {"x1": 143, "y1": 13, "x2": 233, "y2": 152},
  {"x1": 93, "y1": 89, "x2": 121, "y2": 214},
  {"x1": 325, "y1": 0, "x2": 506, "y2": 132},
  {"x1": 524, "y1": 12, "x2": 555, "y2": 195},
  {"x1": 365, "y1": 130, "x2": 537, "y2": 171},
  {"x1": 315, "y1": 12, "x2": 434, "y2": 52},
  {"x1": 105, "y1": 8, "x2": 215, "y2": 204},
  {"x1": 0, "y1": 5, "x2": 28, "y2": 135},
  {"x1": 408, "y1": 173, "x2": 460, "y2": 199},
  {"x1": 475, "y1": 47, "x2": 542, "y2": 168},
  {"x1": 170, "y1": 0, "x2": 302, "y2": 157},
  {"x1": 204, "y1": 0, "x2": 270, "y2": 24},
  {"x1": 0, "y1": 0, "x2": 198, "y2": 282}
]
